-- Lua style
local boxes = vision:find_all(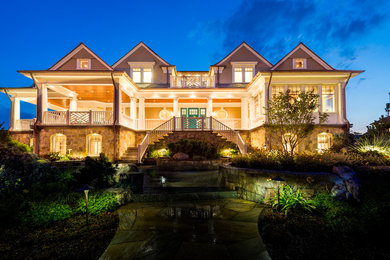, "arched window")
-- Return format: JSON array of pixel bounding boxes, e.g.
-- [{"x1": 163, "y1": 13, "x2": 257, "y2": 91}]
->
[
  {"x1": 282, "y1": 133, "x2": 297, "y2": 154},
  {"x1": 212, "y1": 107, "x2": 228, "y2": 119},
  {"x1": 50, "y1": 134, "x2": 66, "y2": 155},
  {"x1": 87, "y1": 133, "x2": 102, "y2": 156},
  {"x1": 318, "y1": 133, "x2": 333, "y2": 153},
  {"x1": 159, "y1": 108, "x2": 173, "y2": 120}
]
